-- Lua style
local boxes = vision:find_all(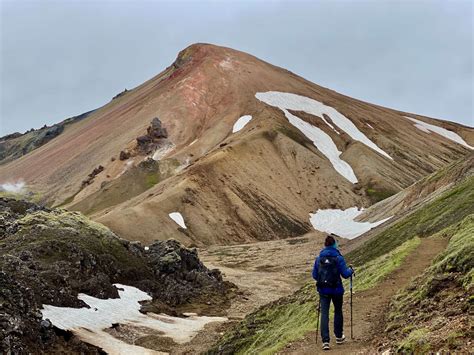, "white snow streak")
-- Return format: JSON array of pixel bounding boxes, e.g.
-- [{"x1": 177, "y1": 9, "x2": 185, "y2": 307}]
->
[
  {"x1": 232, "y1": 115, "x2": 253, "y2": 133},
  {"x1": 42, "y1": 284, "x2": 226, "y2": 354},
  {"x1": 284, "y1": 109, "x2": 358, "y2": 183},
  {"x1": 152, "y1": 143, "x2": 175, "y2": 161},
  {"x1": 309, "y1": 207, "x2": 392, "y2": 239},
  {"x1": 169, "y1": 212, "x2": 187, "y2": 229},
  {"x1": 366, "y1": 123, "x2": 374, "y2": 129},
  {"x1": 256, "y1": 92, "x2": 392, "y2": 159},
  {"x1": 255, "y1": 92, "x2": 393, "y2": 183},
  {"x1": 0, "y1": 180, "x2": 25, "y2": 193},
  {"x1": 405, "y1": 116, "x2": 473, "y2": 149}
]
